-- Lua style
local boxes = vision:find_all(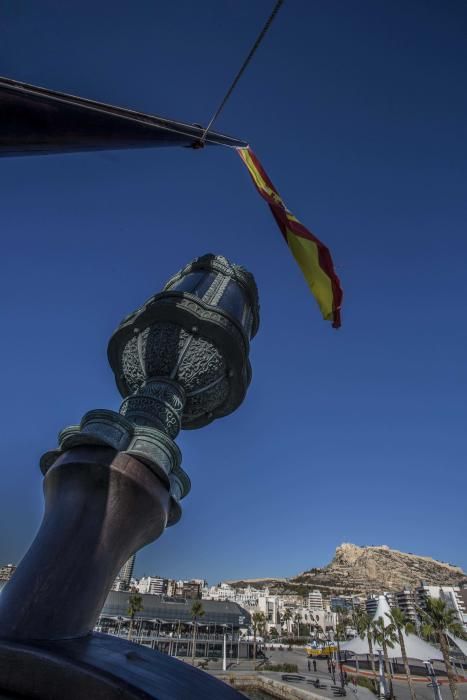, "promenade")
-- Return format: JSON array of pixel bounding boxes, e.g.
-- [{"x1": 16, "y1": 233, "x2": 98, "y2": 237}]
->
[{"x1": 209, "y1": 649, "x2": 467, "y2": 700}]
